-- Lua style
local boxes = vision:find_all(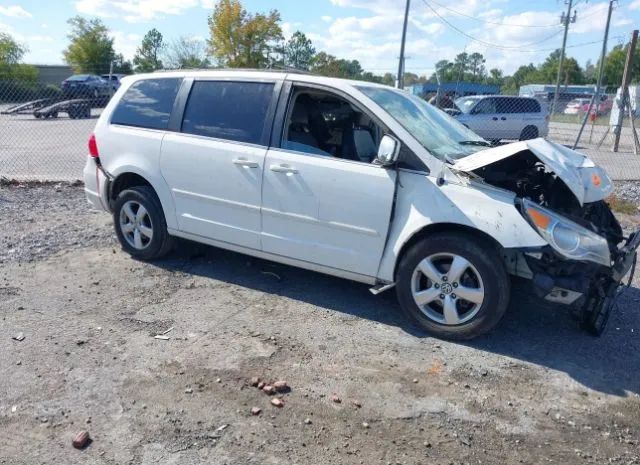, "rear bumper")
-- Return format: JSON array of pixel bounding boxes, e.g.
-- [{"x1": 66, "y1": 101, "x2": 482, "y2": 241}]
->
[{"x1": 82, "y1": 156, "x2": 109, "y2": 212}]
